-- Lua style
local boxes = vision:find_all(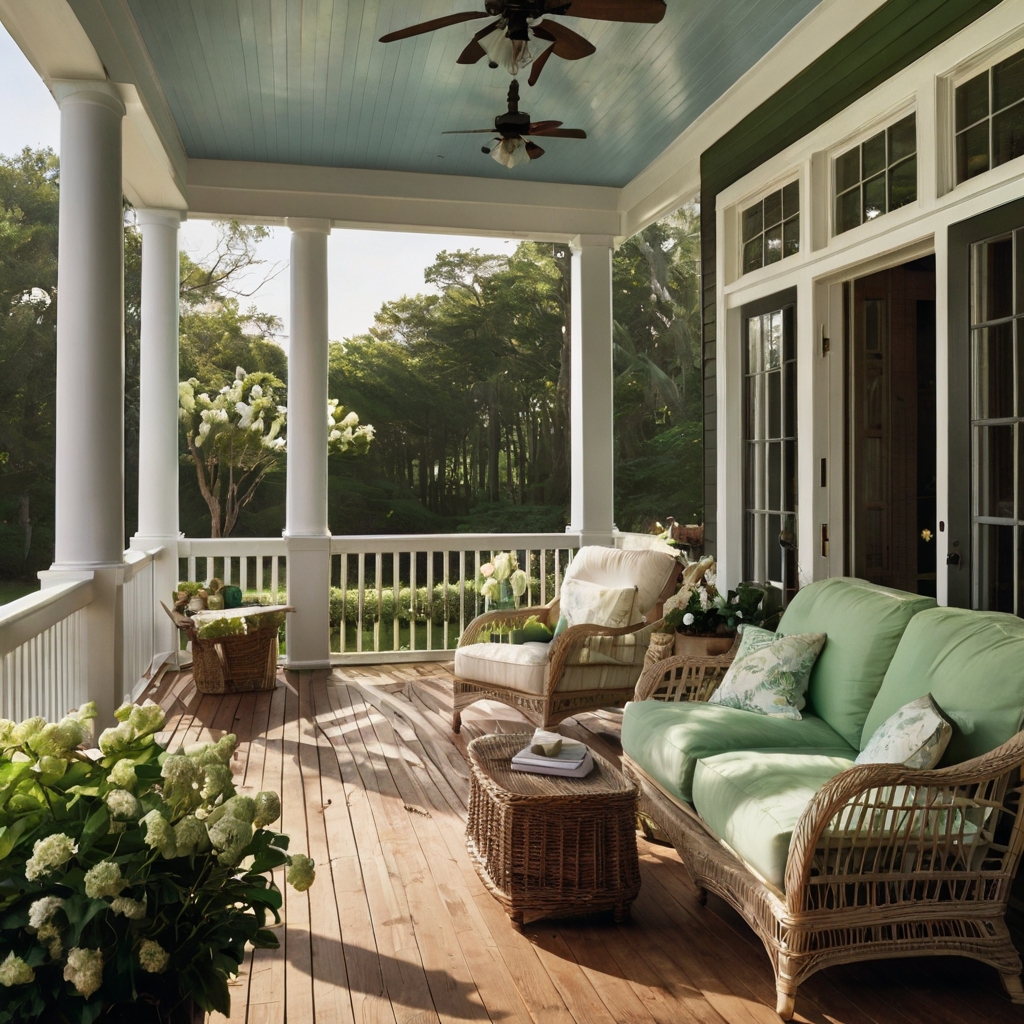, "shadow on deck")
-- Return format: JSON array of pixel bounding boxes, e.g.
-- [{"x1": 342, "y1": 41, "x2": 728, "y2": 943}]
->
[{"x1": 144, "y1": 664, "x2": 1024, "y2": 1024}]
